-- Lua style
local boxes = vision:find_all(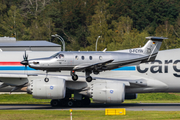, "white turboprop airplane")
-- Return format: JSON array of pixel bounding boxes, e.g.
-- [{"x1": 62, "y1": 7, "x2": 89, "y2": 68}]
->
[
  {"x1": 20, "y1": 37, "x2": 164, "y2": 83},
  {"x1": 0, "y1": 37, "x2": 180, "y2": 107}
]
